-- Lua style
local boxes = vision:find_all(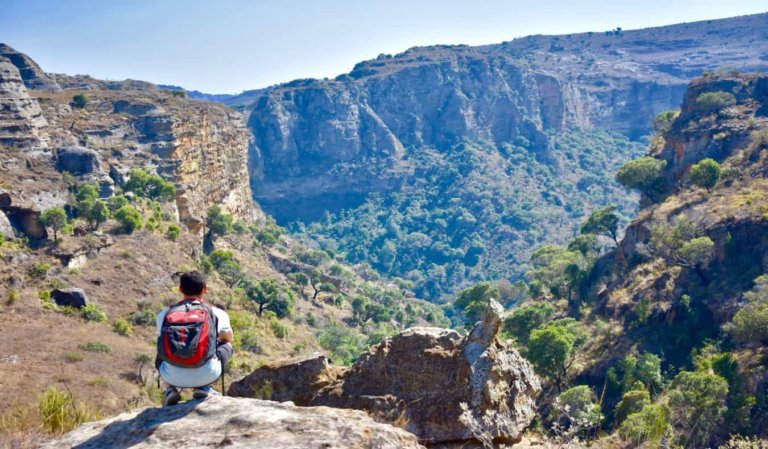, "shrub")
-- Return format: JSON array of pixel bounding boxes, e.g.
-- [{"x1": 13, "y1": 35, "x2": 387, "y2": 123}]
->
[
  {"x1": 232, "y1": 221, "x2": 248, "y2": 235},
  {"x1": 319, "y1": 321, "x2": 366, "y2": 366},
  {"x1": 38, "y1": 386, "x2": 98, "y2": 434},
  {"x1": 618, "y1": 403, "x2": 671, "y2": 446},
  {"x1": 165, "y1": 224, "x2": 180, "y2": 241},
  {"x1": 556, "y1": 385, "x2": 602, "y2": 434},
  {"x1": 694, "y1": 91, "x2": 736, "y2": 115},
  {"x1": 64, "y1": 351, "x2": 84, "y2": 363},
  {"x1": 71, "y1": 94, "x2": 88, "y2": 109},
  {"x1": 206, "y1": 206, "x2": 233, "y2": 236},
  {"x1": 7, "y1": 288, "x2": 20, "y2": 305},
  {"x1": 84, "y1": 200, "x2": 109, "y2": 230},
  {"x1": 79, "y1": 341, "x2": 112, "y2": 353},
  {"x1": 114, "y1": 206, "x2": 142, "y2": 234},
  {"x1": 237, "y1": 329, "x2": 262, "y2": 353},
  {"x1": 614, "y1": 382, "x2": 651, "y2": 424},
  {"x1": 112, "y1": 318, "x2": 134, "y2": 336},
  {"x1": 130, "y1": 307, "x2": 156, "y2": 327},
  {"x1": 270, "y1": 318, "x2": 289, "y2": 339},
  {"x1": 124, "y1": 168, "x2": 176, "y2": 201},
  {"x1": 29, "y1": 262, "x2": 51, "y2": 279},
  {"x1": 81, "y1": 303, "x2": 107, "y2": 322},
  {"x1": 689, "y1": 158, "x2": 721, "y2": 191}
]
